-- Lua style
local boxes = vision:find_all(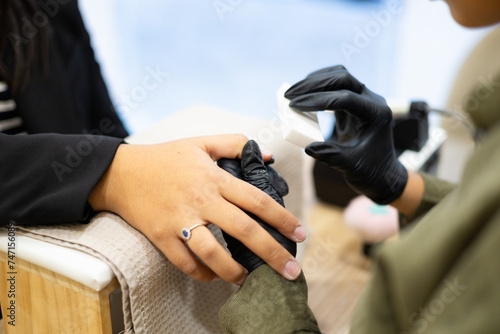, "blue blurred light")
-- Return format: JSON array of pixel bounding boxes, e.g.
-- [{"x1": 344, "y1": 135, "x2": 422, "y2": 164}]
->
[{"x1": 109, "y1": 0, "x2": 403, "y2": 133}]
